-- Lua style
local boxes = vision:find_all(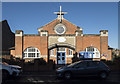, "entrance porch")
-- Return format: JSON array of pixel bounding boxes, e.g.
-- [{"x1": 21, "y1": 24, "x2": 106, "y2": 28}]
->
[{"x1": 48, "y1": 44, "x2": 75, "y2": 65}]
